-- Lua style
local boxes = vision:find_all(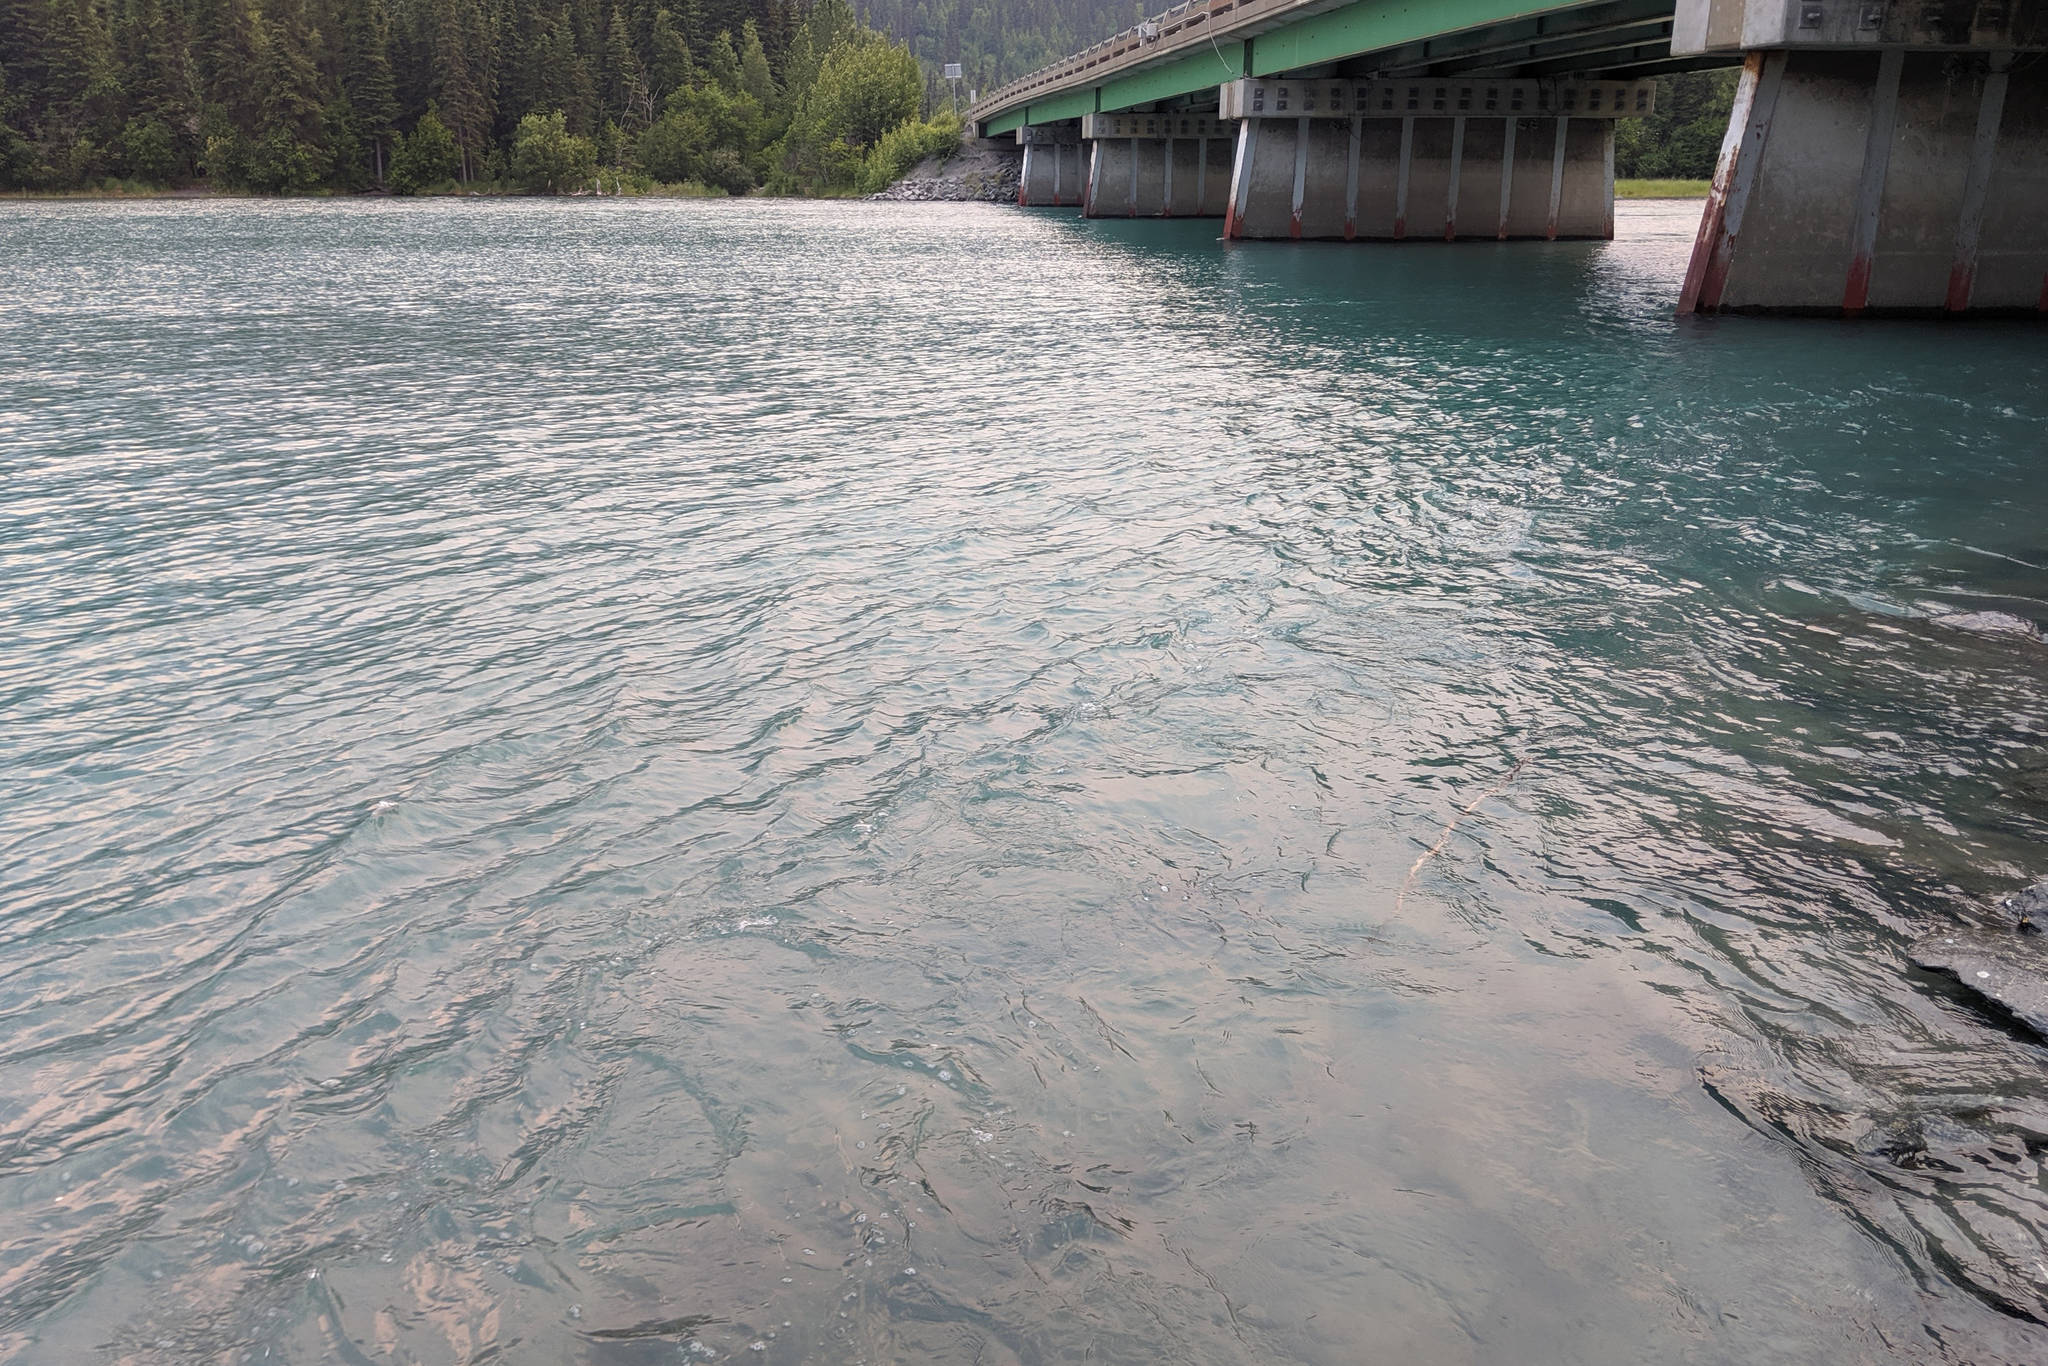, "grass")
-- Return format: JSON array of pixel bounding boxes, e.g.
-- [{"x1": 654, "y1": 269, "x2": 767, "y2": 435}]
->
[
  {"x1": 638, "y1": 180, "x2": 728, "y2": 198},
  {"x1": 1617, "y1": 178, "x2": 1711, "y2": 199},
  {"x1": 5, "y1": 179, "x2": 243, "y2": 198}
]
